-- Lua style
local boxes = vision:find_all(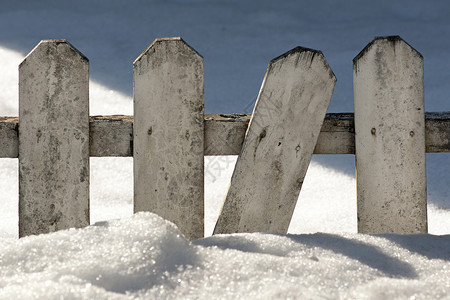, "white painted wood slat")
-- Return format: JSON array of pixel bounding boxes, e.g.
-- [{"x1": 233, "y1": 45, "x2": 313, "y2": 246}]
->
[
  {"x1": 133, "y1": 38, "x2": 204, "y2": 240},
  {"x1": 353, "y1": 36, "x2": 427, "y2": 233},
  {"x1": 214, "y1": 47, "x2": 336, "y2": 234},
  {"x1": 19, "y1": 40, "x2": 90, "y2": 237}
]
